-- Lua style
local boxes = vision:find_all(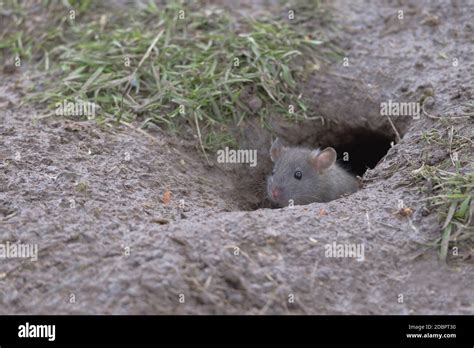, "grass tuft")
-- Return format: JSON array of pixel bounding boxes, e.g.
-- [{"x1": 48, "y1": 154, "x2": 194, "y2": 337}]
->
[
  {"x1": 414, "y1": 126, "x2": 474, "y2": 261},
  {"x1": 2, "y1": 0, "x2": 329, "y2": 151}
]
